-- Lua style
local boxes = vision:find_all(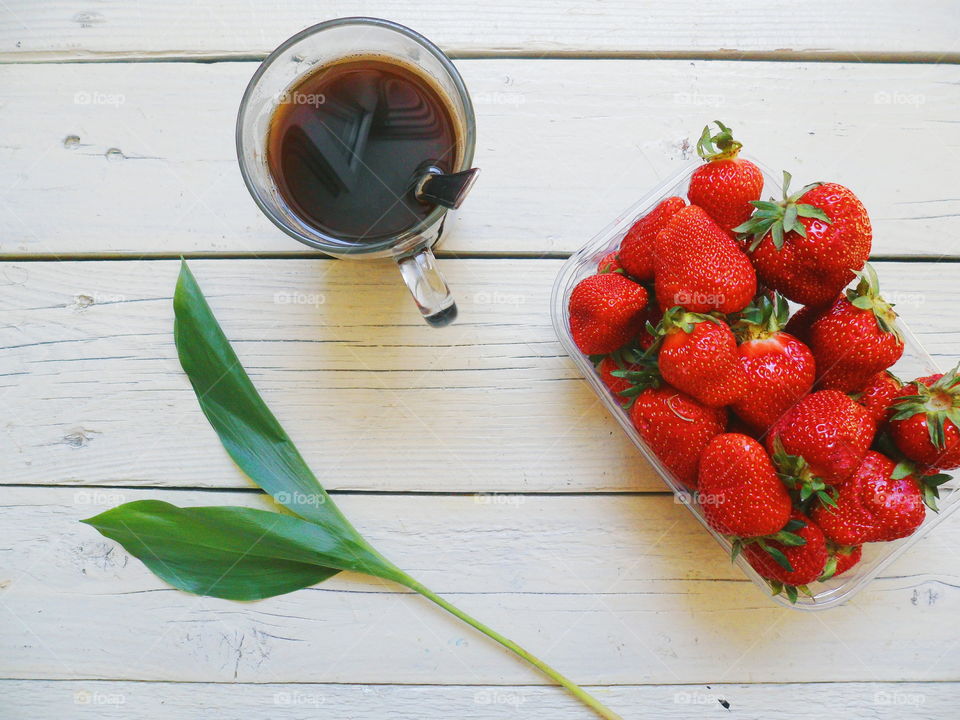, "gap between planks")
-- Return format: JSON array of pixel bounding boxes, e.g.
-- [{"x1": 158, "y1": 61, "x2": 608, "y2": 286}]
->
[{"x1": 4, "y1": 50, "x2": 960, "y2": 65}]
